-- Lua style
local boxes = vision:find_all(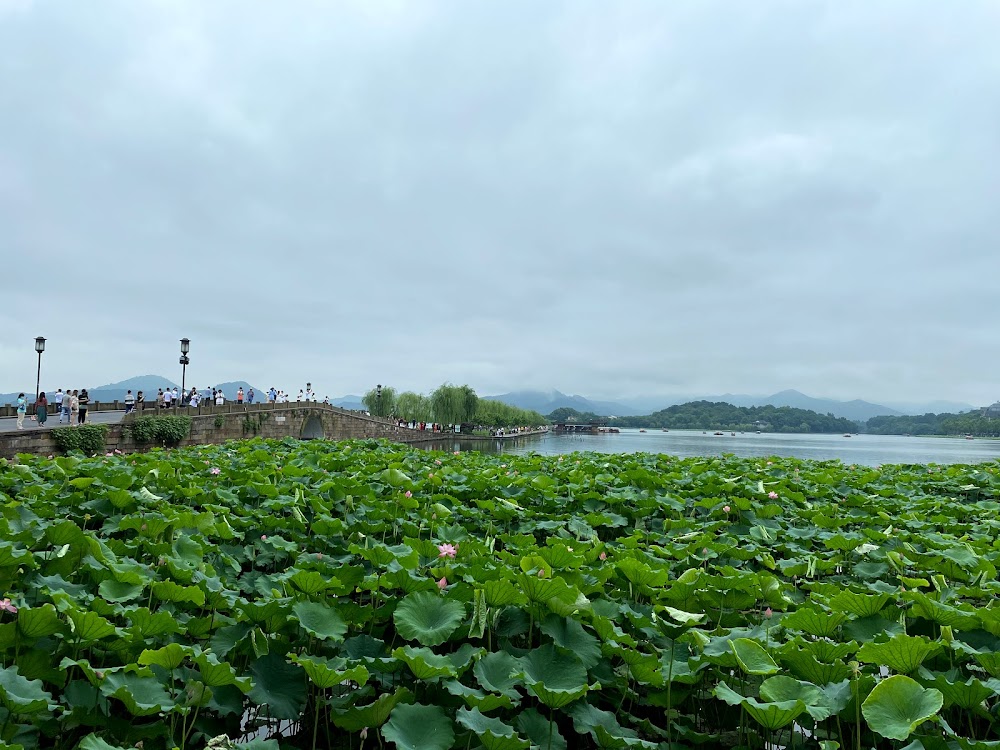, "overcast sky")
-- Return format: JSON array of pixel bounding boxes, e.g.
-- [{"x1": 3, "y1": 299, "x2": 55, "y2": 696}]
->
[{"x1": 1, "y1": 1, "x2": 997, "y2": 405}]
